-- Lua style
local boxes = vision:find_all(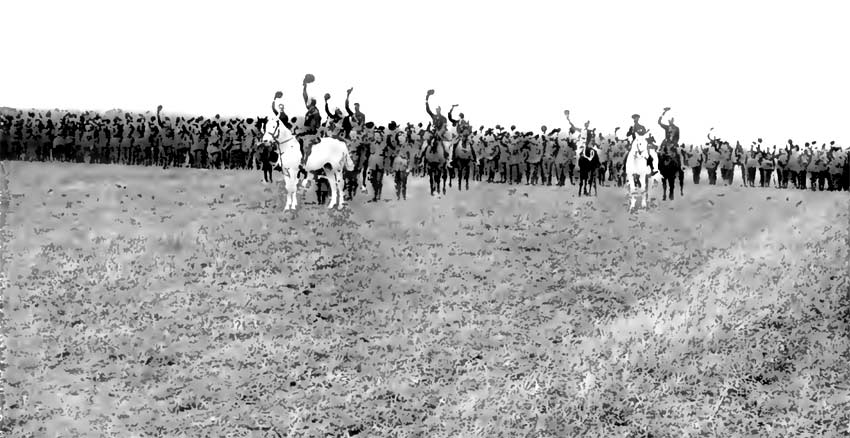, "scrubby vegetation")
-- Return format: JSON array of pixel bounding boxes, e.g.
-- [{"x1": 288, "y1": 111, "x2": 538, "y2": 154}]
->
[{"x1": 2, "y1": 162, "x2": 848, "y2": 437}]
